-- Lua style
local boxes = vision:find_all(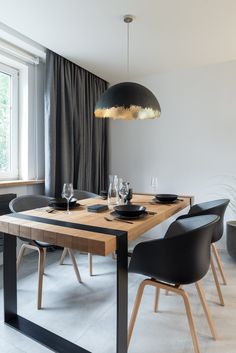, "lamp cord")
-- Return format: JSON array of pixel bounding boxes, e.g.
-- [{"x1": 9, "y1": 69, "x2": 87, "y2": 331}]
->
[
  {"x1": 127, "y1": 21, "x2": 130, "y2": 80},
  {"x1": 124, "y1": 15, "x2": 133, "y2": 81}
]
